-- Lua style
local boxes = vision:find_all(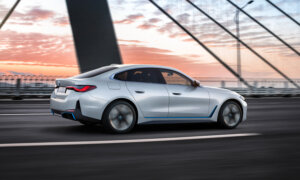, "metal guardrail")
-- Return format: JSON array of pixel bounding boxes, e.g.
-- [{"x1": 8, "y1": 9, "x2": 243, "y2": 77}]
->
[{"x1": 0, "y1": 75, "x2": 300, "y2": 99}]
